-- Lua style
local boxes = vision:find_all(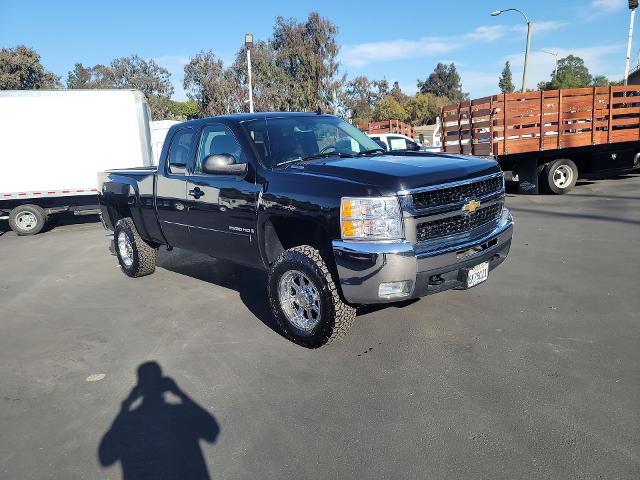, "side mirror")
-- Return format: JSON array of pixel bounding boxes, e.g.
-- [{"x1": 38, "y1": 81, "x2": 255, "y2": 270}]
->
[{"x1": 202, "y1": 154, "x2": 247, "y2": 175}]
